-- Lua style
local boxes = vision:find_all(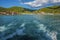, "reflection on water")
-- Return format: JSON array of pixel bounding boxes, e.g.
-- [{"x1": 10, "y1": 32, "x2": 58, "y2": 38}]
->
[{"x1": 0, "y1": 14, "x2": 60, "y2": 40}]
